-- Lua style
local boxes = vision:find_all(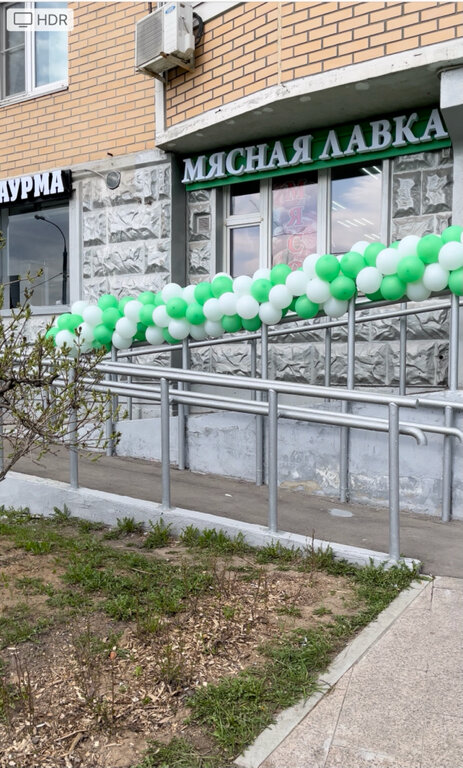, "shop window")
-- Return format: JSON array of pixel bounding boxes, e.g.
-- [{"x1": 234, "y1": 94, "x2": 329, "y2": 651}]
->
[
  {"x1": 331, "y1": 165, "x2": 382, "y2": 255},
  {"x1": 223, "y1": 163, "x2": 386, "y2": 276},
  {"x1": 1, "y1": 201, "x2": 69, "y2": 308},
  {"x1": 0, "y1": 1, "x2": 68, "y2": 102}
]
